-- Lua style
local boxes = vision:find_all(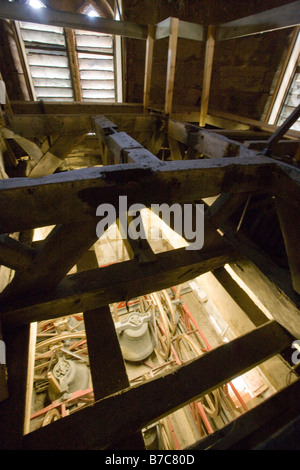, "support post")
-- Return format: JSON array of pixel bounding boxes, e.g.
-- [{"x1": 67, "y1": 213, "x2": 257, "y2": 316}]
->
[
  {"x1": 165, "y1": 17, "x2": 179, "y2": 115},
  {"x1": 200, "y1": 25, "x2": 215, "y2": 127}
]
